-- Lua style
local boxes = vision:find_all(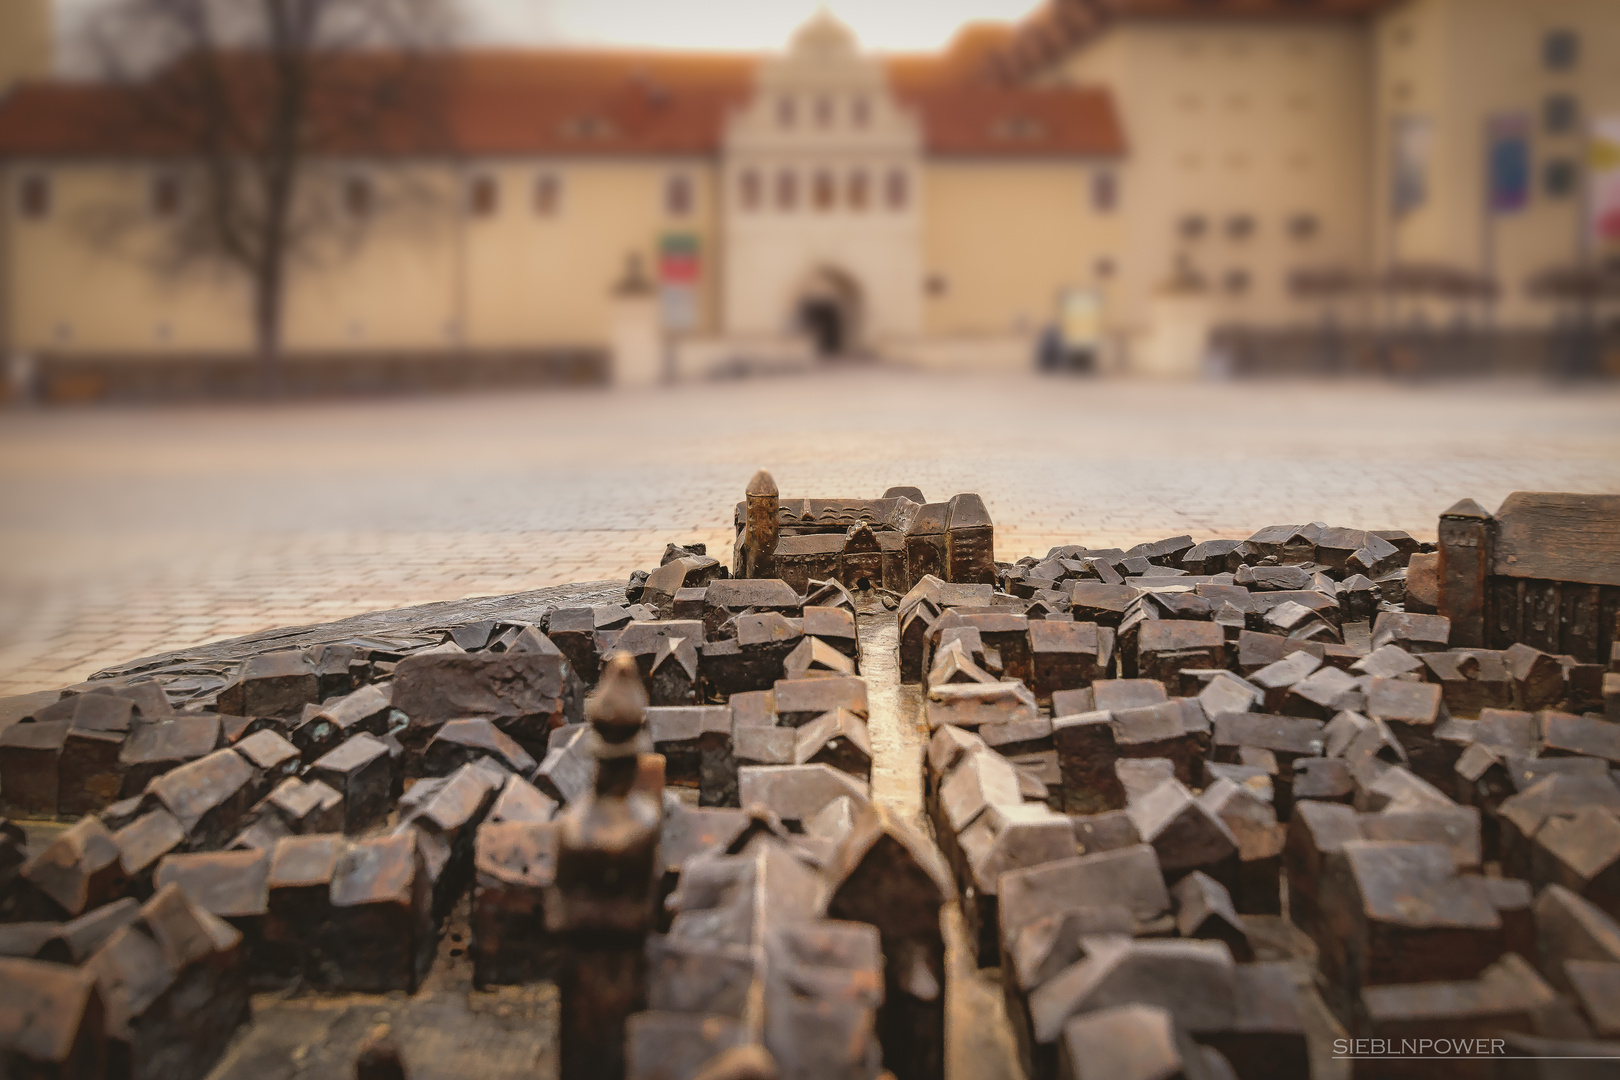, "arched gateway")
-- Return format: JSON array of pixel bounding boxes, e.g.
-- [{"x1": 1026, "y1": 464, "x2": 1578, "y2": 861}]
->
[{"x1": 795, "y1": 266, "x2": 864, "y2": 356}]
